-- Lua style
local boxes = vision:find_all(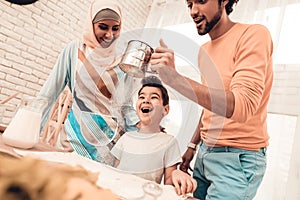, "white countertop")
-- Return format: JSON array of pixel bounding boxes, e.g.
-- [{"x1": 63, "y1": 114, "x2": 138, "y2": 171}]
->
[{"x1": 13, "y1": 149, "x2": 186, "y2": 200}]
